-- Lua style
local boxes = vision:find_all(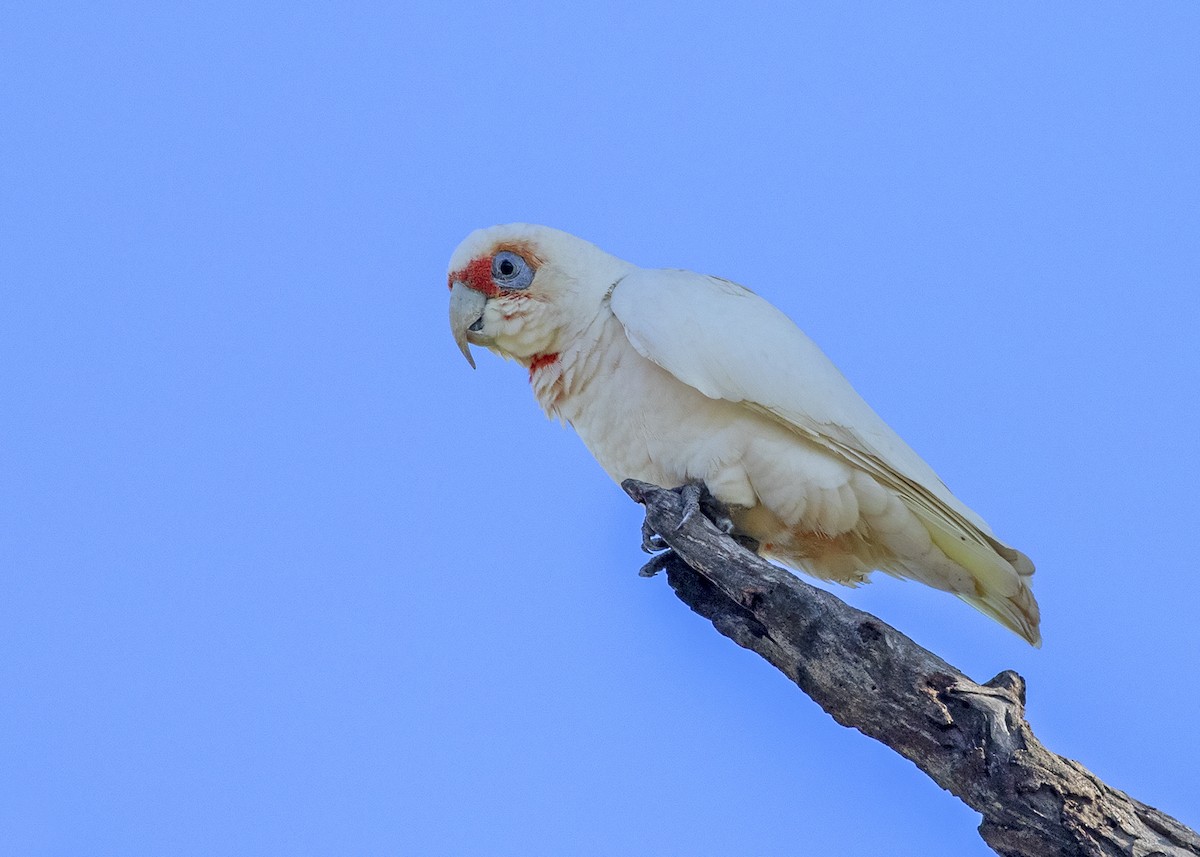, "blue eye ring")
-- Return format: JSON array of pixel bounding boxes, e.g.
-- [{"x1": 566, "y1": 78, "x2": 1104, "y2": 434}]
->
[{"x1": 492, "y1": 251, "x2": 534, "y2": 289}]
